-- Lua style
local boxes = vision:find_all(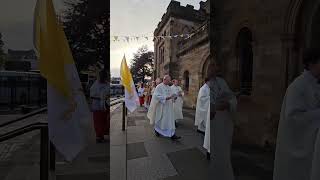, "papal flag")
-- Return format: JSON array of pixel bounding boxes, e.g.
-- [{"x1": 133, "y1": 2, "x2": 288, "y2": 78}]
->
[
  {"x1": 120, "y1": 55, "x2": 139, "y2": 112},
  {"x1": 33, "y1": 0, "x2": 95, "y2": 161}
]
